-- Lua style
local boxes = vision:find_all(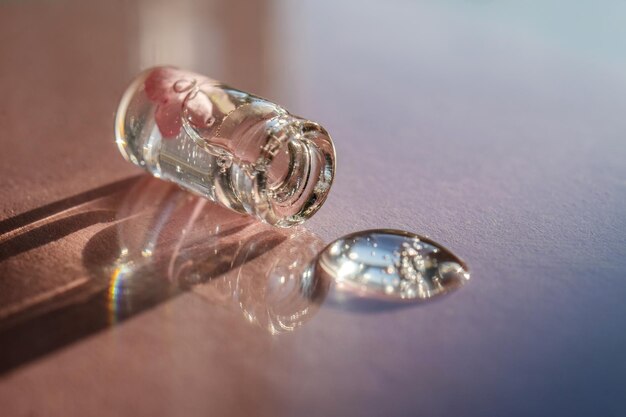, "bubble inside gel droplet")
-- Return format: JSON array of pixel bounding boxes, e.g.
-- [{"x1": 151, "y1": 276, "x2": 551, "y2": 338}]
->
[{"x1": 315, "y1": 229, "x2": 470, "y2": 301}]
